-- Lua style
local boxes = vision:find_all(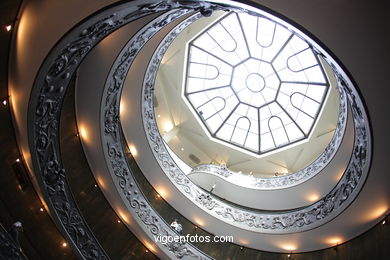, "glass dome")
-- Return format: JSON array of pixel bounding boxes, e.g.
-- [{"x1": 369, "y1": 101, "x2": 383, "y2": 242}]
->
[
  {"x1": 184, "y1": 12, "x2": 329, "y2": 155},
  {"x1": 153, "y1": 10, "x2": 341, "y2": 178}
]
